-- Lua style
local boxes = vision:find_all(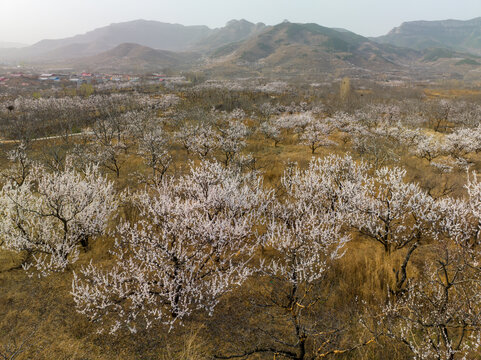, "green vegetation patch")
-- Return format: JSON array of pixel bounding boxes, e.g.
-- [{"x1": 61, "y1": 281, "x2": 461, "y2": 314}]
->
[
  {"x1": 456, "y1": 58, "x2": 481, "y2": 66},
  {"x1": 422, "y1": 48, "x2": 455, "y2": 62}
]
